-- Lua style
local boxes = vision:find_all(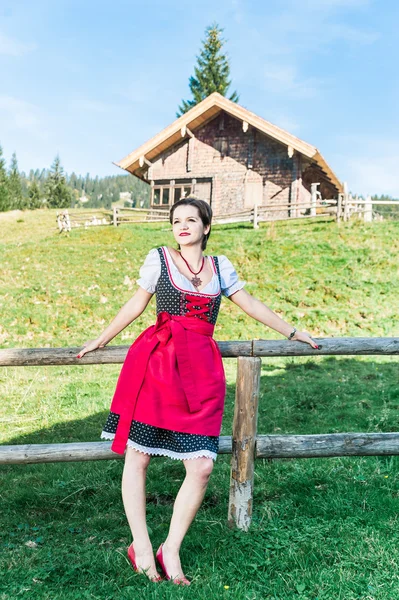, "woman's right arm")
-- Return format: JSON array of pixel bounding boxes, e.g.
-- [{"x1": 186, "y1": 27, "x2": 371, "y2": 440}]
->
[{"x1": 76, "y1": 287, "x2": 154, "y2": 358}]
